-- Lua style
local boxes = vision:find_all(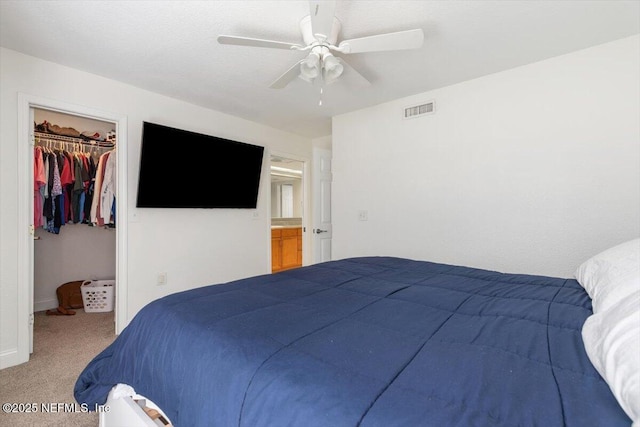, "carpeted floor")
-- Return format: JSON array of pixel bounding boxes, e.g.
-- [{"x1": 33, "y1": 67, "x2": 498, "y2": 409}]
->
[{"x1": 0, "y1": 309, "x2": 116, "y2": 427}]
